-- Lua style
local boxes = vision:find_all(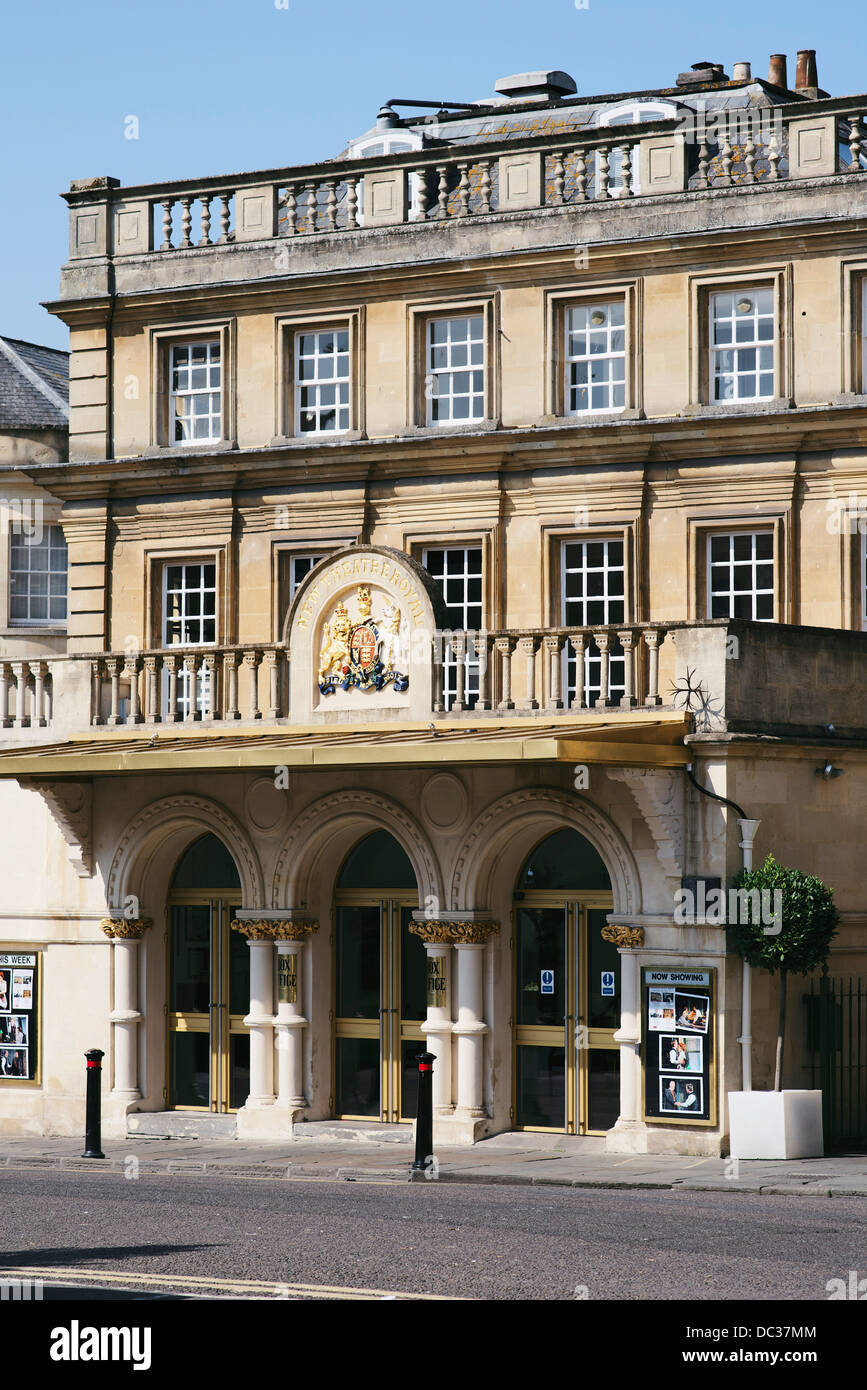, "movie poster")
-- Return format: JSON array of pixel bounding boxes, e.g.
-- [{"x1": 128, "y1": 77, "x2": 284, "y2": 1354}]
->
[
  {"x1": 0, "y1": 953, "x2": 38, "y2": 1082},
  {"x1": 643, "y1": 968, "x2": 714, "y2": 1123}
]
